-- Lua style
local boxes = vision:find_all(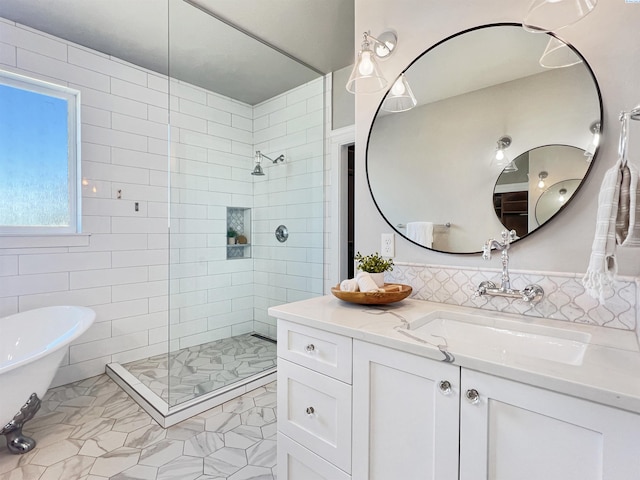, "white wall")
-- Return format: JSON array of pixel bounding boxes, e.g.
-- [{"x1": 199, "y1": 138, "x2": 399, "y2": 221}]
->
[
  {"x1": 354, "y1": 0, "x2": 640, "y2": 277},
  {"x1": 0, "y1": 17, "x2": 324, "y2": 386}
]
